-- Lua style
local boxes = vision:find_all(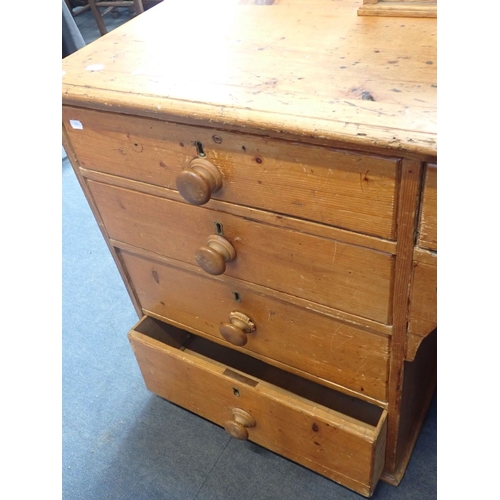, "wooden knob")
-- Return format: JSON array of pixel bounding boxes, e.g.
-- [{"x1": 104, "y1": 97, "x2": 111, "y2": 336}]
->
[
  {"x1": 220, "y1": 312, "x2": 255, "y2": 346},
  {"x1": 223, "y1": 408, "x2": 256, "y2": 440},
  {"x1": 195, "y1": 234, "x2": 235, "y2": 275},
  {"x1": 176, "y1": 158, "x2": 222, "y2": 205}
]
